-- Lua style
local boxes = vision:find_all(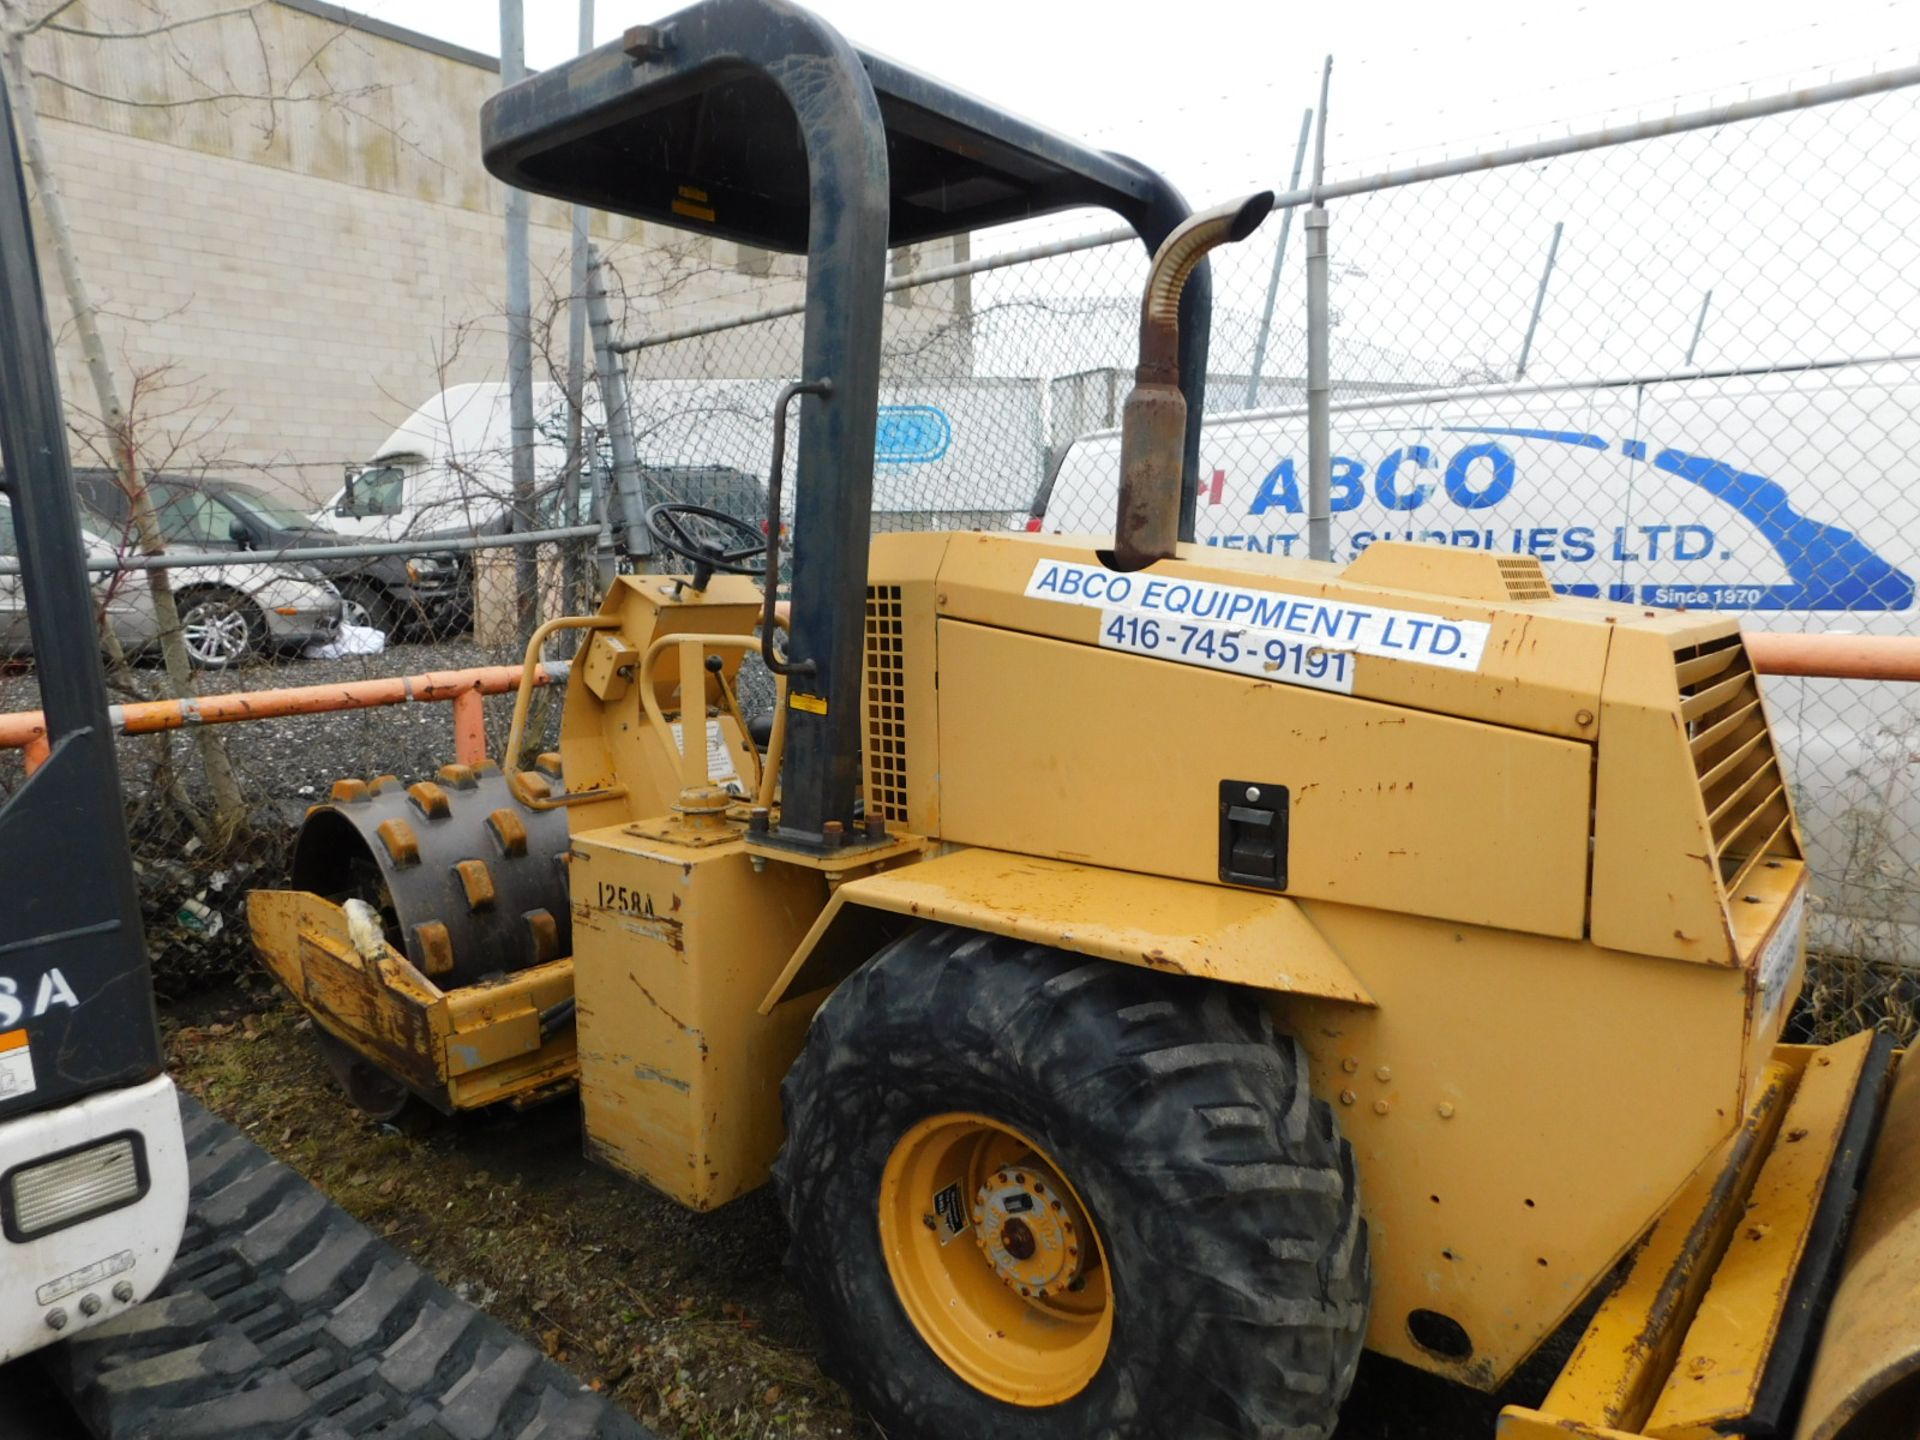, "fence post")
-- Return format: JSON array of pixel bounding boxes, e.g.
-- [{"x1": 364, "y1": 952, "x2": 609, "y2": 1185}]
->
[
  {"x1": 499, "y1": 0, "x2": 538, "y2": 648},
  {"x1": 451, "y1": 689, "x2": 488, "y2": 768},
  {"x1": 586, "y1": 246, "x2": 645, "y2": 573},
  {"x1": 1305, "y1": 206, "x2": 1332, "y2": 562}
]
